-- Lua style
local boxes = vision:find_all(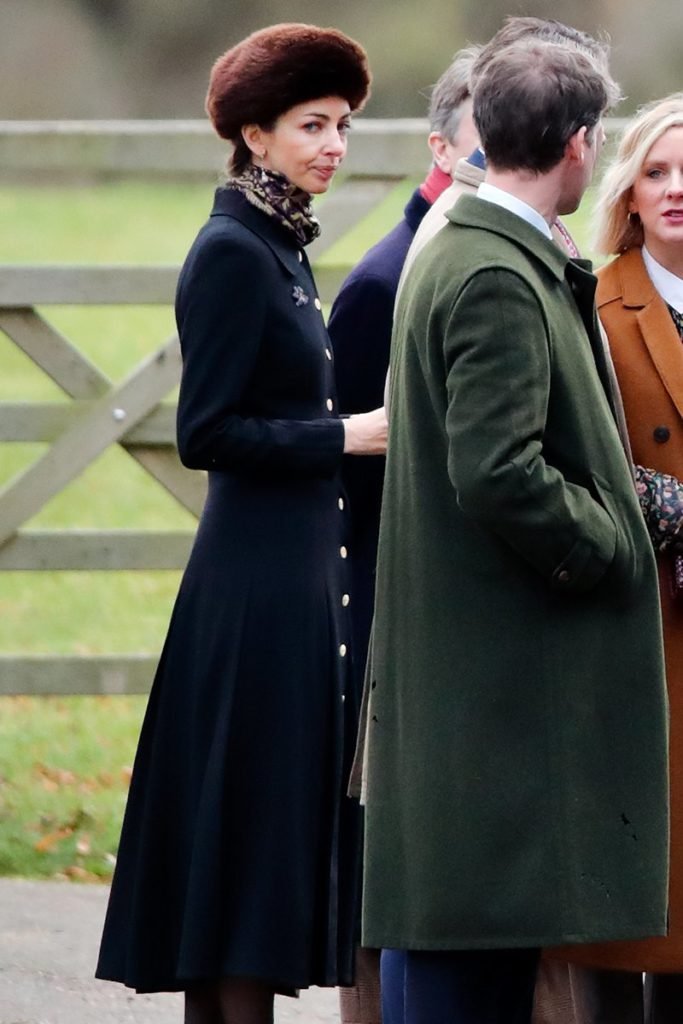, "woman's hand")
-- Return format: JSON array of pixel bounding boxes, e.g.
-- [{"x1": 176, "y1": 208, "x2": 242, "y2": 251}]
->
[{"x1": 342, "y1": 407, "x2": 388, "y2": 455}]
